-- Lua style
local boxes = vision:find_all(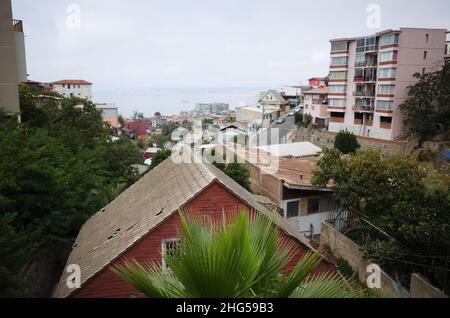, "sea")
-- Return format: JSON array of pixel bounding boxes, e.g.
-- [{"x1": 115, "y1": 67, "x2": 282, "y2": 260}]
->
[{"x1": 93, "y1": 87, "x2": 265, "y2": 117}]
